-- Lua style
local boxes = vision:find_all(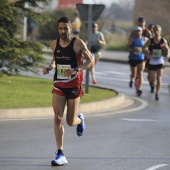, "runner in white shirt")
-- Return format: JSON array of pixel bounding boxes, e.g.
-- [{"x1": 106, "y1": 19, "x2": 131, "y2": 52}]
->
[{"x1": 143, "y1": 25, "x2": 170, "y2": 100}]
